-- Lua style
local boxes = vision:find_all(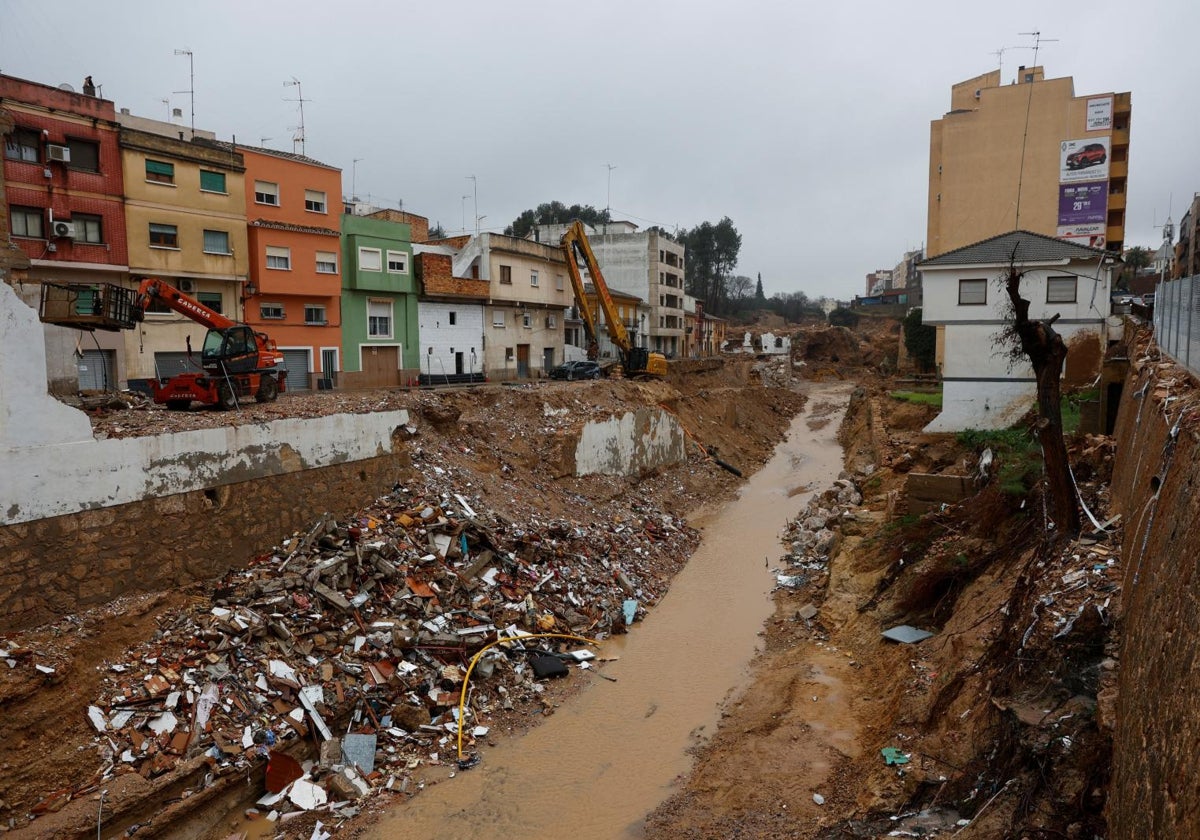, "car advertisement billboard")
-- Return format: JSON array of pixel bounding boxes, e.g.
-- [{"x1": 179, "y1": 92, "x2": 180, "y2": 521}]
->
[
  {"x1": 1086, "y1": 96, "x2": 1114, "y2": 131},
  {"x1": 1058, "y1": 181, "x2": 1108, "y2": 226},
  {"x1": 1057, "y1": 223, "x2": 1106, "y2": 249},
  {"x1": 1060, "y1": 137, "x2": 1111, "y2": 183}
]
